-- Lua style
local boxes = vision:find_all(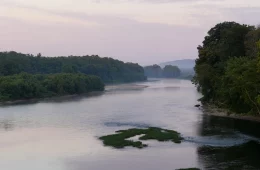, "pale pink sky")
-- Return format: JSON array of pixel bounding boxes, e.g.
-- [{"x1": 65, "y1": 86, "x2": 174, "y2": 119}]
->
[{"x1": 1, "y1": 0, "x2": 260, "y2": 65}]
